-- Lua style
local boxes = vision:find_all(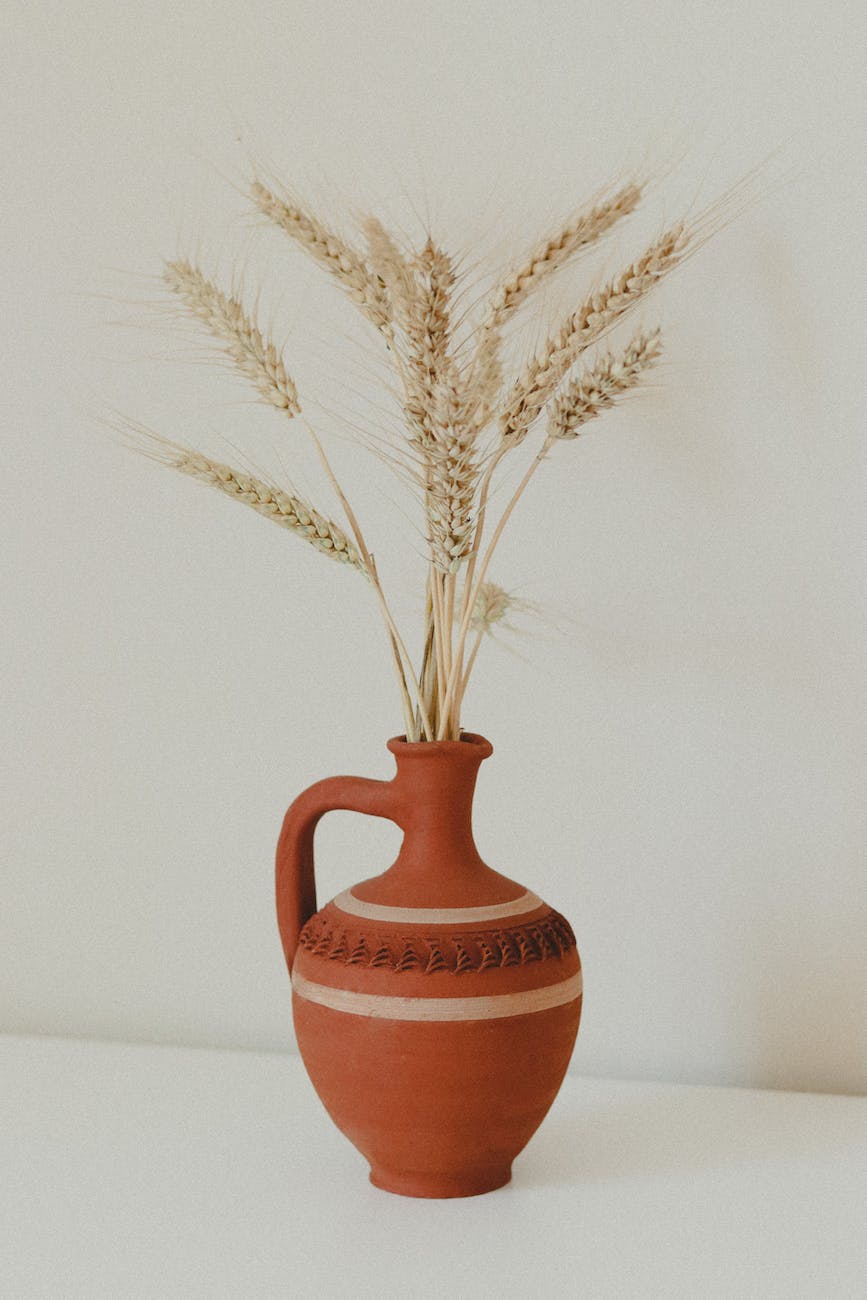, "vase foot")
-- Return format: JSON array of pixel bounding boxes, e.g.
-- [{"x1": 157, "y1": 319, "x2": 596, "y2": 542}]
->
[{"x1": 368, "y1": 1163, "x2": 512, "y2": 1199}]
